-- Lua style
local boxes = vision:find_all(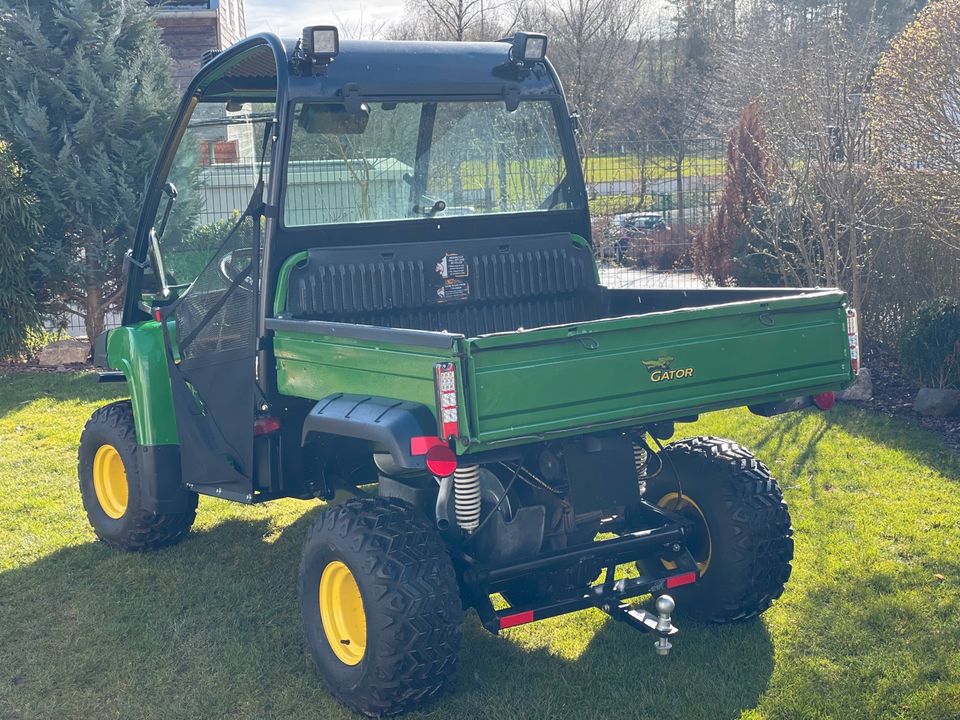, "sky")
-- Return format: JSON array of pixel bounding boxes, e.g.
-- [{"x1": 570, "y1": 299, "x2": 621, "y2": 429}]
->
[{"x1": 244, "y1": 0, "x2": 405, "y2": 38}]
